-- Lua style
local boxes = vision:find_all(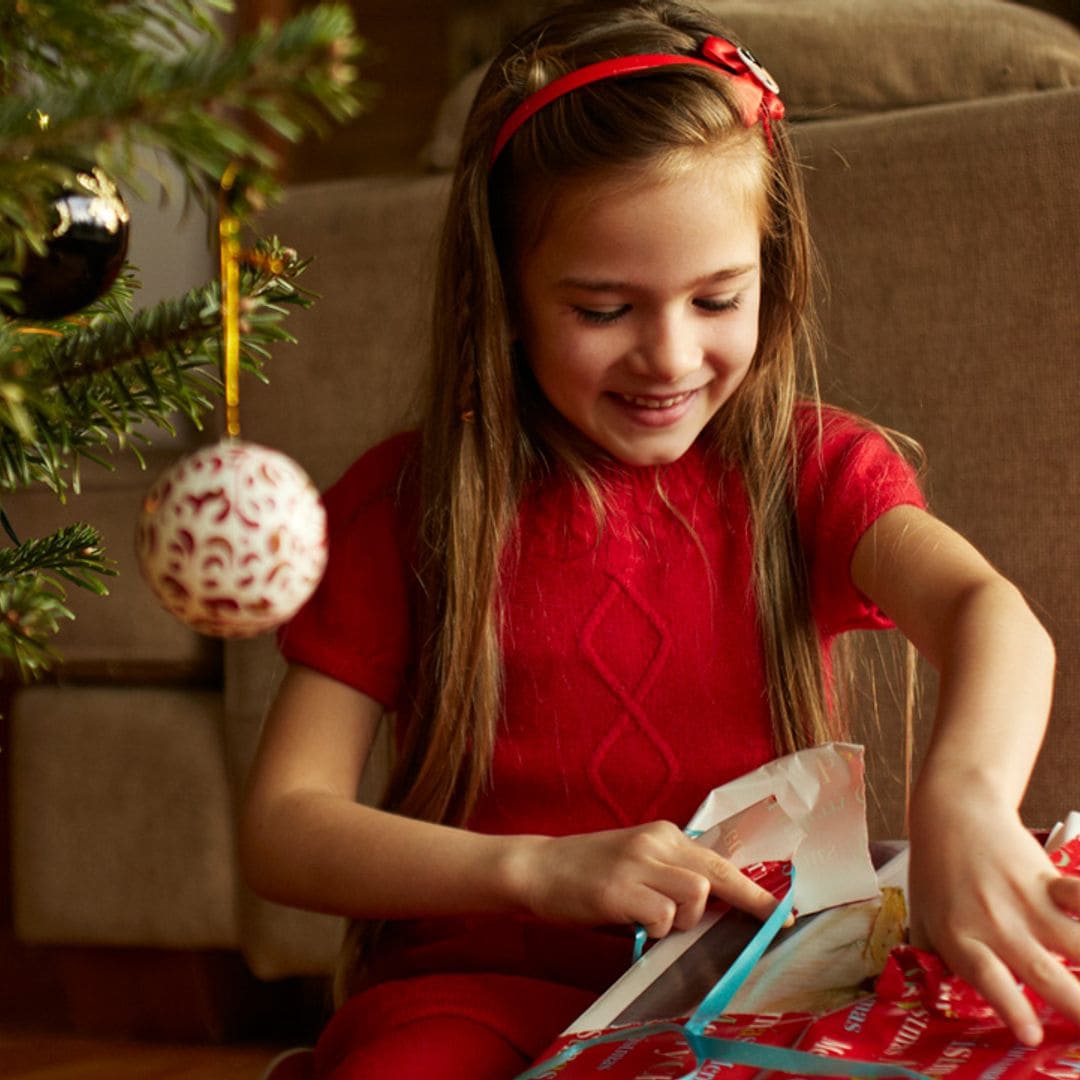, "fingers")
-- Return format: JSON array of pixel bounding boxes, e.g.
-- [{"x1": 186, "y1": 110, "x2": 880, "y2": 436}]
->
[
  {"x1": 1007, "y1": 890, "x2": 1080, "y2": 1038},
  {"x1": 916, "y1": 866, "x2": 1080, "y2": 1047},
  {"x1": 945, "y1": 938, "x2": 1044, "y2": 1047},
  {"x1": 630, "y1": 823, "x2": 785, "y2": 939},
  {"x1": 951, "y1": 932, "x2": 1080, "y2": 1047},
  {"x1": 1014, "y1": 941, "x2": 1080, "y2": 1037},
  {"x1": 634, "y1": 858, "x2": 711, "y2": 938},
  {"x1": 695, "y1": 847, "x2": 788, "y2": 923},
  {"x1": 1049, "y1": 873, "x2": 1080, "y2": 918},
  {"x1": 992, "y1": 868, "x2": 1080, "y2": 1038}
]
